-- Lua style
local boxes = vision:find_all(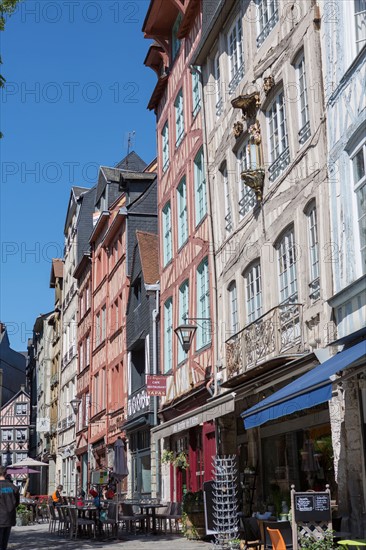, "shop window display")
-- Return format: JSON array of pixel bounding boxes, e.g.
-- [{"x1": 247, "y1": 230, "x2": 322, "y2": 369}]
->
[{"x1": 261, "y1": 426, "x2": 336, "y2": 515}]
